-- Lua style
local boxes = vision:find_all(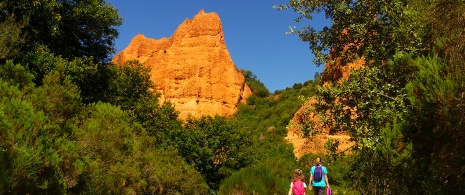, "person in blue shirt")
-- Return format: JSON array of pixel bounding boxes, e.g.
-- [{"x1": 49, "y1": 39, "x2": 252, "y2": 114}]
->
[{"x1": 309, "y1": 157, "x2": 330, "y2": 195}]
